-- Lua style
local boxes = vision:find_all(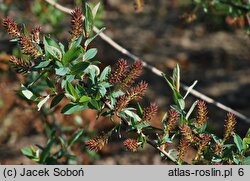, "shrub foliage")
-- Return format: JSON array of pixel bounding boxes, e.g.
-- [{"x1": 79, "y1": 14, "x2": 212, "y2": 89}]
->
[{"x1": 2, "y1": 2, "x2": 250, "y2": 164}]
